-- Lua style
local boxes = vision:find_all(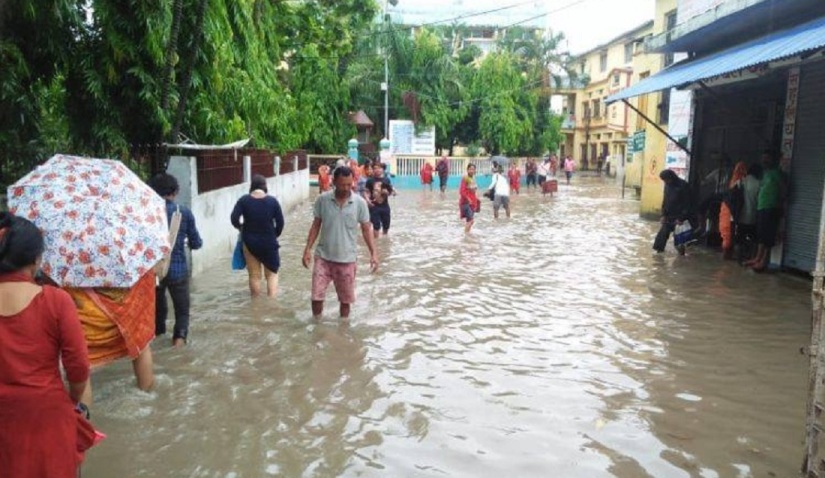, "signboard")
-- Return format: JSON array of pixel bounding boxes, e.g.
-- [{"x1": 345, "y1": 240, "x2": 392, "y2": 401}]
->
[
  {"x1": 388, "y1": 120, "x2": 436, "y2": 156},
  {"x1": 780, "y1": 66, "x2": 800, "y2": 171},
  {"x1": 633, "y1": 130, "x2": 646, "y2": 152},
  {"x1": 666, "y1": 59, "x2": 693, "y2": 180}
]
